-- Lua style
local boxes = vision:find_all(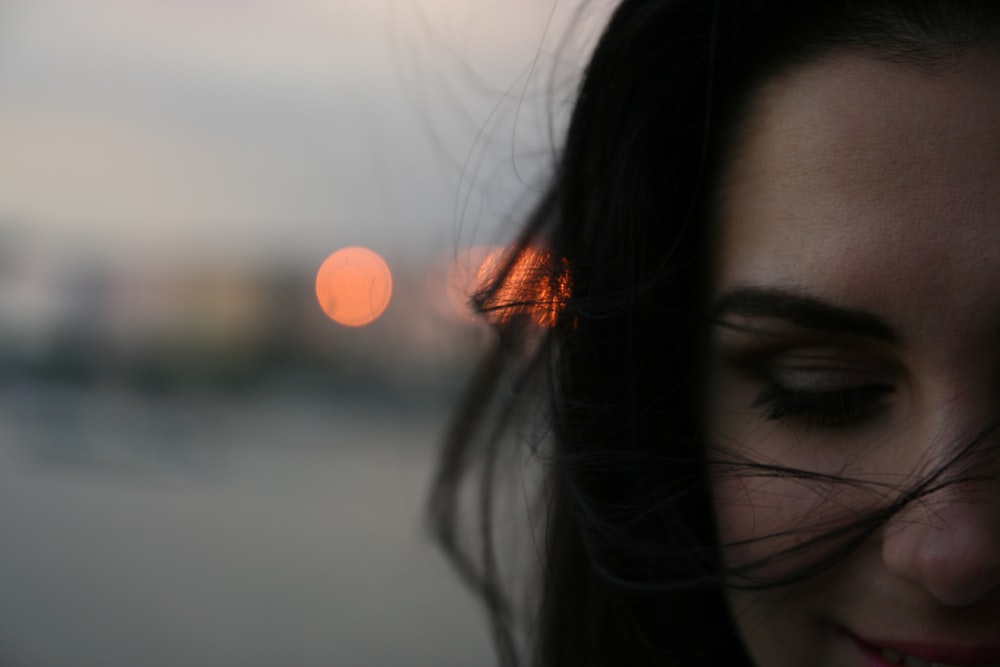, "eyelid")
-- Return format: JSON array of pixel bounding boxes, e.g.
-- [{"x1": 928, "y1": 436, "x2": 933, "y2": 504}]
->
[
  {"x1": 764, "y1": 356, "x2": 896, "y2": 392},
  {"x1": 721, "y1": 343, "x2": 900, "y2": 386}
]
